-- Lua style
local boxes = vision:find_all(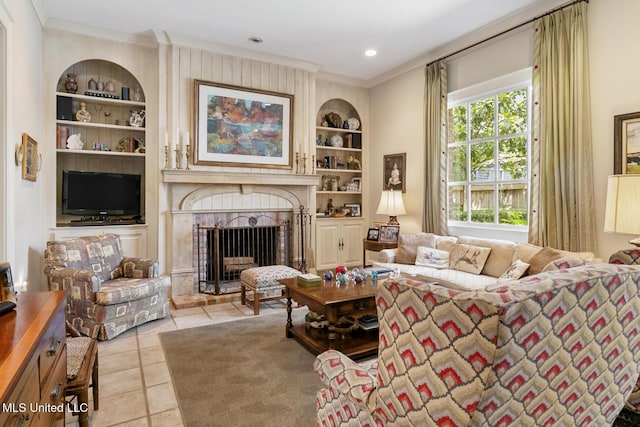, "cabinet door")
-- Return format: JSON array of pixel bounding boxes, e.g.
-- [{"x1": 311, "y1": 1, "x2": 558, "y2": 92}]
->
[
  {"x1": 315, "y1": 222, "x2": 341, "y2": 271},
  {"x1": 341, "y1": 221, "x2": 364, "y2": 267}
]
